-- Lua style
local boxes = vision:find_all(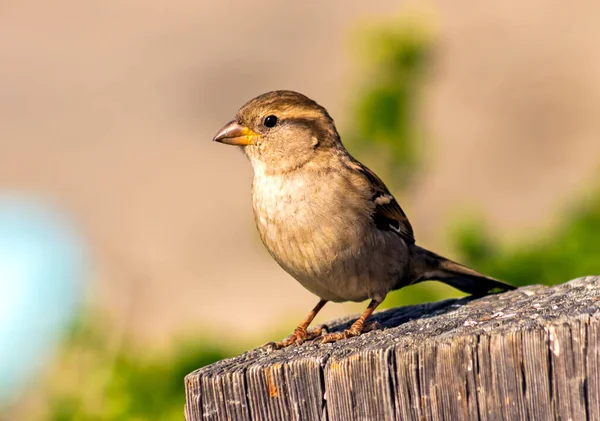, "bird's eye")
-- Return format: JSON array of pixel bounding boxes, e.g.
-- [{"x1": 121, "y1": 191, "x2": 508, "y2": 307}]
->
[{"x1": 263, "y1": 115, "x2": 278, "y2": 128}]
